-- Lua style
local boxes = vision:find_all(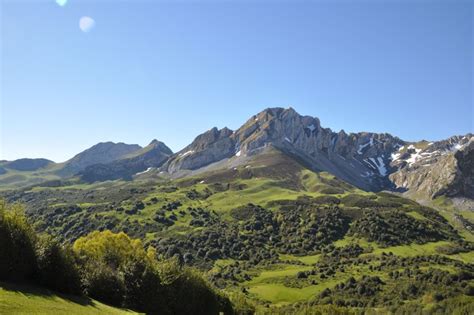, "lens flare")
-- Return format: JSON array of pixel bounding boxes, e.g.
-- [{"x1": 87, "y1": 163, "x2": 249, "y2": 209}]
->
[
  {"x1": 79, "y1": 17, "x2": 96, "y2": 33},
  {"x1": 56, "y1": 0, "x2": 68, "y2": 7}
]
